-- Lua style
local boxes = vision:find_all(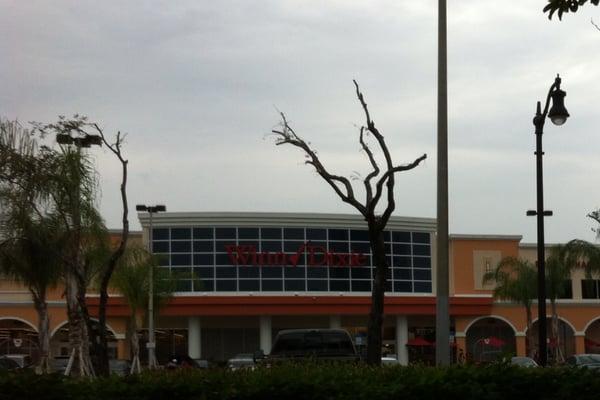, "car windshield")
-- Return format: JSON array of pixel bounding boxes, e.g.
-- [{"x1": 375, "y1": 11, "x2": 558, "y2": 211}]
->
[
  {"x1": 578, "y1": 355, "x2": 600, "y2": 365},
  {"x1": 271, "y1": 331, "x2": 355, "y2": 356}
]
